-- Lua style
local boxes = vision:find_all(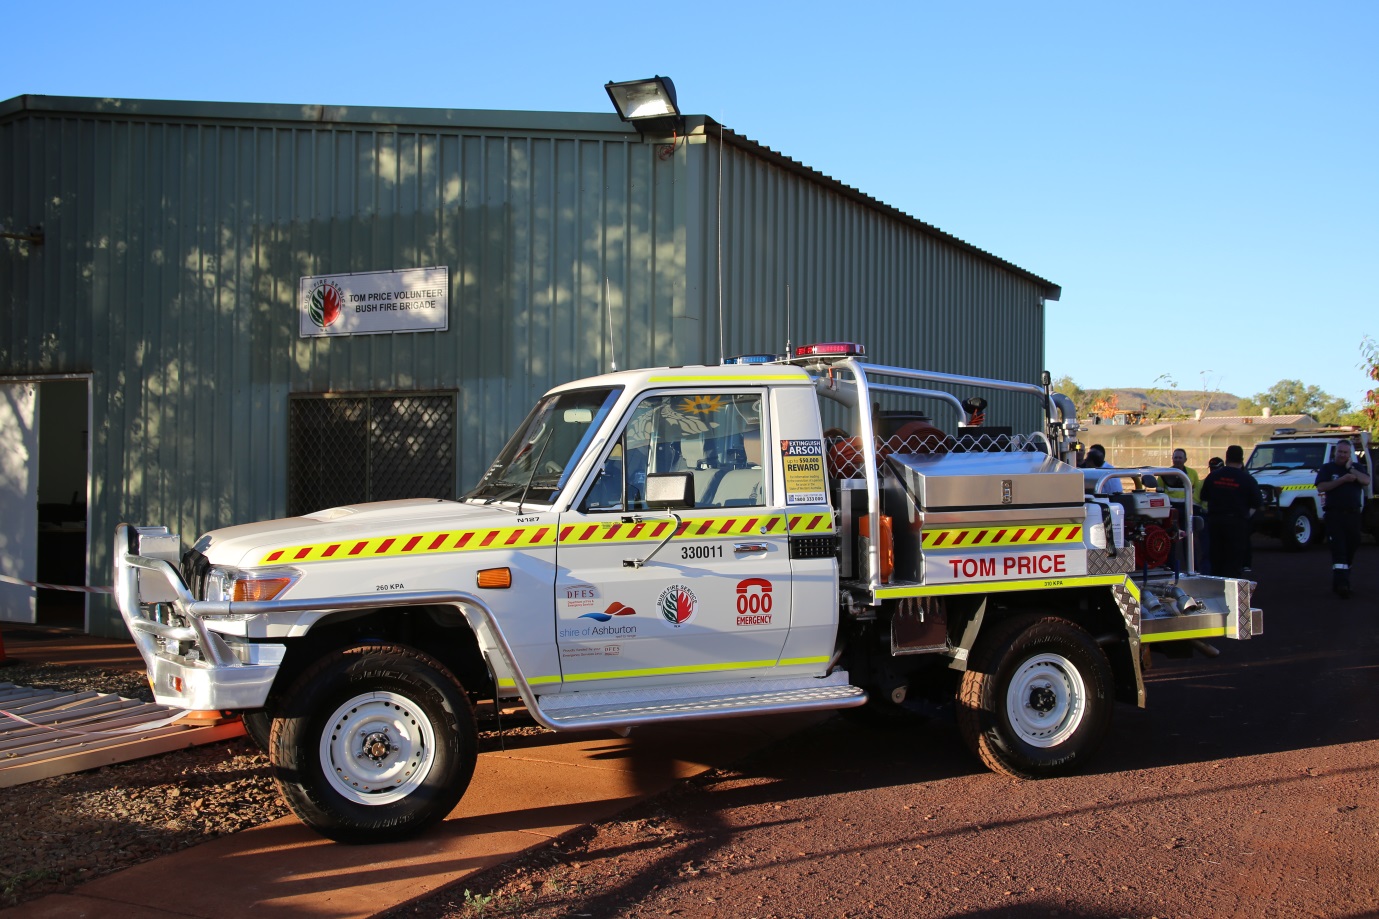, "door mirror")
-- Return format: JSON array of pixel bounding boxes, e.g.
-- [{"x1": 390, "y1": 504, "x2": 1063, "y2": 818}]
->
[{"x1": 645, "y1": 472, "x2": 695, "y2": 509}]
